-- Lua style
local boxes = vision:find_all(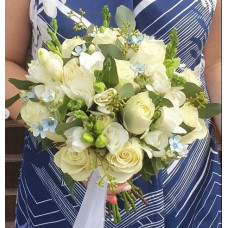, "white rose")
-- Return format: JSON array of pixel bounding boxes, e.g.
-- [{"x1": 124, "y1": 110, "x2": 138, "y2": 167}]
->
[
  {"x1": 99, "y1": 138, "x2": 143, "y2": 183},
  {"x1": 62, "y1": 58, "x2": 95, "y2": 108},
  {"x1": 79, "y1": 52, "x2": 105, "y2": 73},
  {"x1": 164, "y1": 87, "x2": 186, "y2": 107},
  {"x1": 181, "y1": 119, "x2": 208, "y2": 144},
  {"x1": 65, "y1": 127, "x2": 92, "y2": 153},
  {"x1": 130, "y1": 39, "x2": 166, "y2": 65},
  {"x1": 21, "y1": 100, "x2": 53, "y2": 126},
  {"x1": 54, "y1": 146, "x2": 97, "y2": 181},
  {"x1": 103, "y1": 122, "x2": 129, "y2": 155},
  {"x1": 180, "y1": 103, "x2": 199, "y2": 128},
  {"x1": 156, "y1": 107, "x2": 186, "y2": 134},
  {"x1": 62, "y1": 38, "x2": 84, "y2": 58},
  {"x1": 92, "y1": 28, "x2": 118, "y2": 45},
  {"x1": 95, "y1": 114, "x2": 117, "y2": 131},
  {"x1": 181, "y1": 69, "x2": 202, "y2": 87},
  {"x1": 142, "y1": 143, "x2": 166, "y2": 158},
  {"x1": 123, "y1": 92, "x2": 155, "y2": 135}
]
